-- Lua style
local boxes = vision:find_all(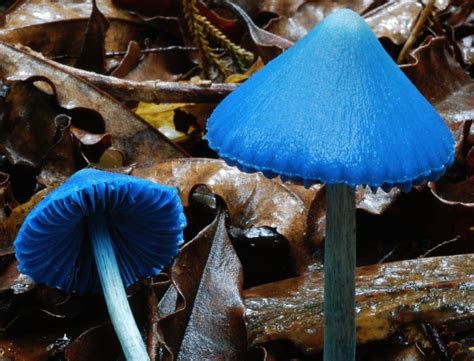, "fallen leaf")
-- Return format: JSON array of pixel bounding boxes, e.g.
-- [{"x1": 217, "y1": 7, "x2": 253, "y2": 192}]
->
[
  {"x1": 0, "y1": 0, "x2": 153, "y2": 66},
  {"x1": 0, "y1": 42, "x2": 186, "y2": 164},
  {"x1": 133, "y1": 158, "x2": 403, "y2": 273},
  {"x1": 134, "y1": 102, "x2": 189, "y2": 140},
  {"x1": 75, "y1": 0, "x2": 110, "y2": 73},
  {"x1": 0, "y1": 171, "x2": 16, "y2": 249},
  {"x1": 364, "y1": 1, "x2": 423, "y2": 45},
  {"x1": 0, "y1": 331, "x2": 71, "y2": 360},
  {"x1": 430, "y1": 177, "x2": 474, "y2": 205},
  {"x1": 402, "y1": 36, "x2": 474, "y2": 161},
  {"x1": 1, "y1": 81, "x2": 69, "y2": 169},
  {"x1": 3, "y1": 183, "x2": 58, "y2": 246},
  {"x1": 64, "y1": 323, "x2": 121, "y2": 361},
  {"x1": 132, "y1": 158, "x2": 319, "y2": 272},
  {"x1": 215, "y1": 1, "x2": 293, "y2": 63},
  {"x1": 93, "y1": 147, "x2": 125, "y2": 169},
  {"x1": 157, "y1": 205, "x2": 247, "y2": 360},
  {"x1": 122, "y1": 40, "x2": 192, "y2": 82},
  {"x1": 110, "y1": 40, "x2": 142, "y2": 77},
  {"x1": 244, "y1": 254, "x2": 474, "y2": 355},
  {"x1": 264, "y1": 0, "x2": 375, "y2": 42}
]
